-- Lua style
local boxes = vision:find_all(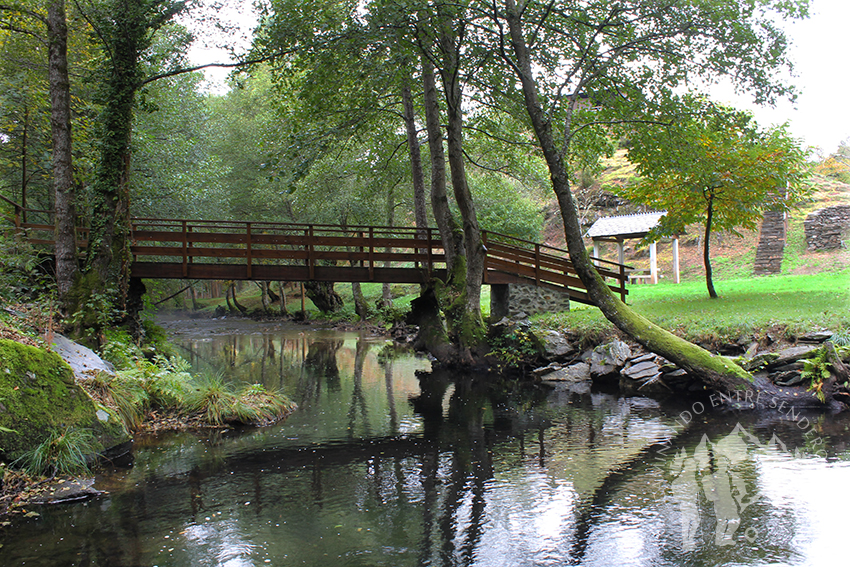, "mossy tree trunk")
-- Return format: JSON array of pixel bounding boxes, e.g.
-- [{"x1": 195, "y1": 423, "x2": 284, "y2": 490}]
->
[
  {"x1": 504, "y1": 4, "x2": 756, "y2": 397},
  {"x1": 351, "y1": 281, "x2": 368, "y2": 321}
]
